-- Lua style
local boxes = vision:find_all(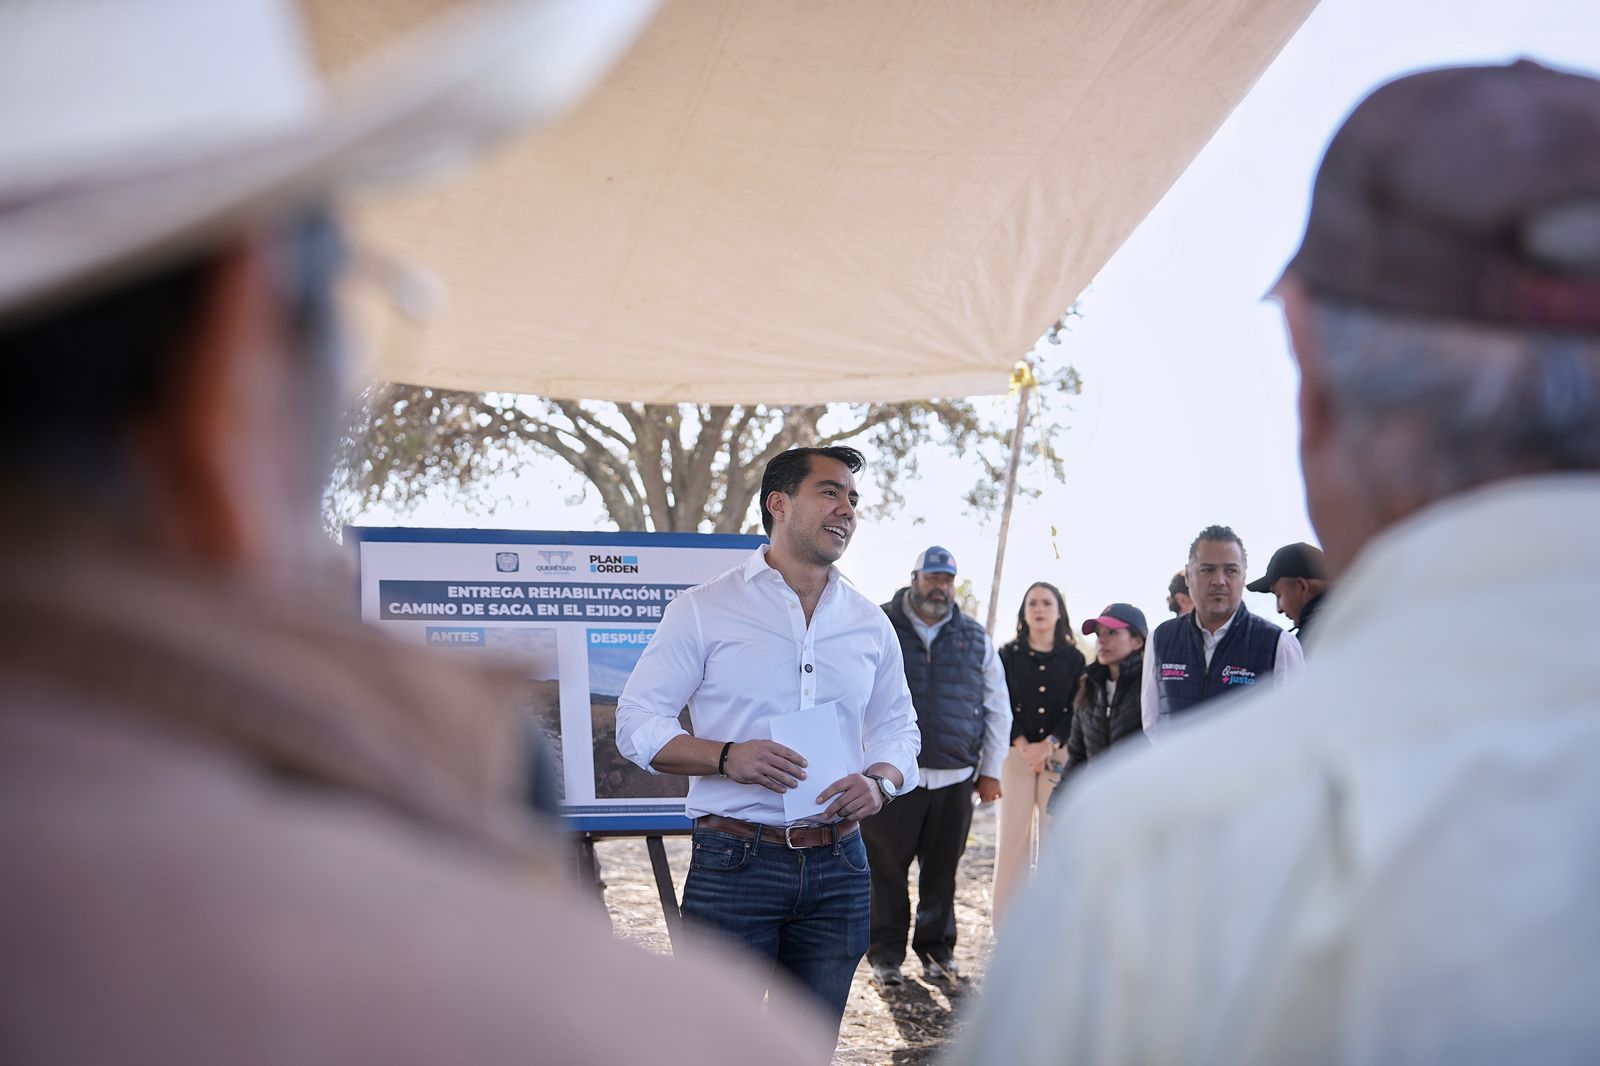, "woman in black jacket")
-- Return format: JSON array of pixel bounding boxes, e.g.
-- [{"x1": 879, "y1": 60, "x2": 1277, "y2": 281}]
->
[
  {"x1": 1062, "y1": 602, "x2": 1149, "y2": 787},
  {"x1": 993, "y1": 581, "x2": 1085, "y2": 920}
]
